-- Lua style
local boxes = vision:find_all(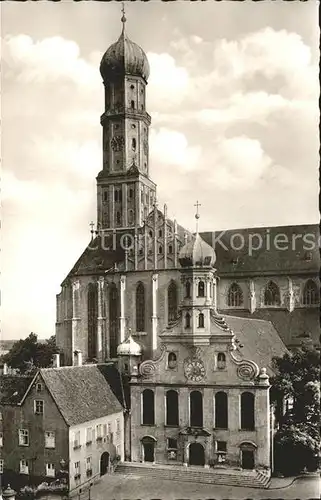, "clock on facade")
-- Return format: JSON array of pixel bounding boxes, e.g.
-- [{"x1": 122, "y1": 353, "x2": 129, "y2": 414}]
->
[{"x1": 184, "y1": 358, "x2": 206, "y2": 382}]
